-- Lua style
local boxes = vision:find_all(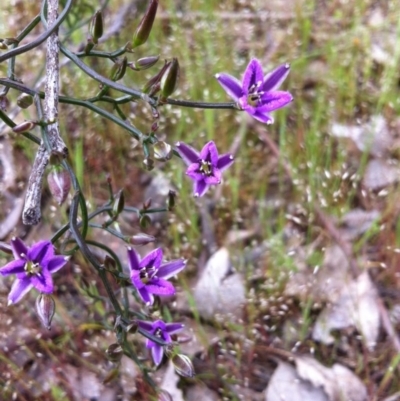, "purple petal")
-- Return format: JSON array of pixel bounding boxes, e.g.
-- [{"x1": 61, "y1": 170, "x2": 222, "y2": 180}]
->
[
  {"x1": 128, "y1": 247, "x2": 141, "y2": 271},
  {"x1": 0, "y1": 259, "x2": 25, "y2": 276},
  {"x1": 140, "y1": 248, "x2": 163, "y2": 270},
  {"x1": 217, "y1": 154, "x2": 234, "y2": 172},
  {"x1": 130, "y1": 270, "x2": 145, "y2": 290},
  {"x1": 186, "y1": 164, "x2": 203, "y2": 181},
  {"x1": 193, "y1": 180, "x2": 209, "y2": 197},
  {"x1": 262, "y1": 63, "x2": 291, "y2": 92},
  {"x1": 27, "y1": 241, "x2": 53, "y2": 264},
  {"x1": 175, "y1": 142, "x2": 199, "y2": 165},
  {"x1": 242, "y1": 59, "x2": 263, "y2": 93},
  {"x1": 146, "y1": 279, "x2": 175, "y2": 296},
  {"x1": 8, "y1": 277, "x2": 33, "y2": 304},
  {"x1": 246, "y1": 106, "x2": 274, "y2": 124},
  {"x1": 157, "y1": 259, "x2": 186, "y2": 279},
  {"x1": 47, "y1": 256, "x2": 68, "y2": 273},
  {"x1": 204, "y1": 169, "x2": 221, "y2": 185},
  {"x1": 10, "y1": 237, "x2": 28, "y2": 259},
  {"x1": 138, "y1": 287, "x2": 154, "y2": 304},
  {"x1": 138, "y1": 320, "x2": 154, "y2": 332},
  {"x1": 31, "y1": 269, "x2": 53, "y2": 293},
  {"x1": 165, "y1": 322, "x2": 184, "y2": 334},
  {"x1": 200, "y1": 141, "x2": 219, "y2": 165},
  {"x1": 215, "y1": 73, "x2": 242, "y2": 101},
  {"x1": 260, "y1": 91, "x2": 293, "y2": 112},
  {"x1": 152, "y1": 344, "x2": 164, "y2": 365}
]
